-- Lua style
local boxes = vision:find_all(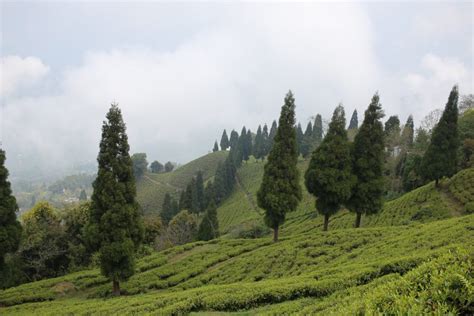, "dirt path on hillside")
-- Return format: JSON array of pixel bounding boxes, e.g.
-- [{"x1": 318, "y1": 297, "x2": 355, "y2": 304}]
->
[
  {"x1": 438, "y1": 185, "x2": 464, "y2": 217},
  {"x1": 144, "y1": 175, "x2": 181, "y2": 191}
]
